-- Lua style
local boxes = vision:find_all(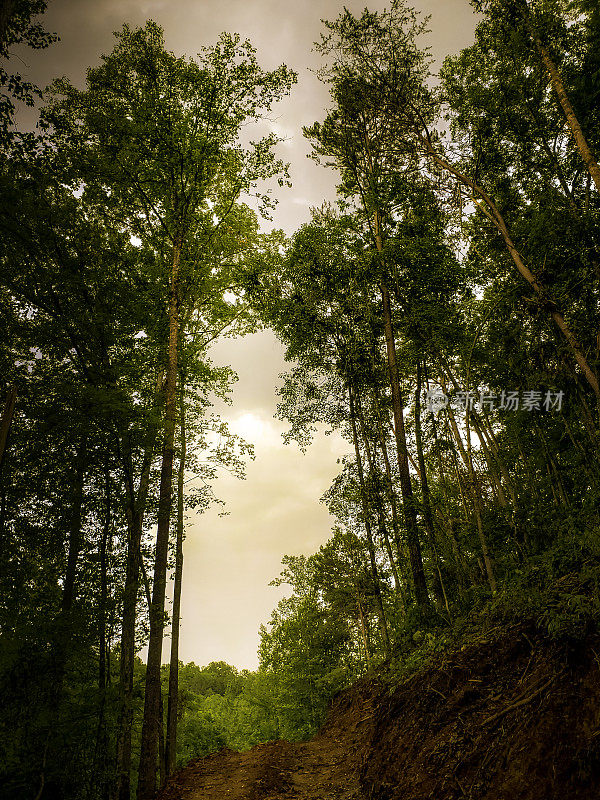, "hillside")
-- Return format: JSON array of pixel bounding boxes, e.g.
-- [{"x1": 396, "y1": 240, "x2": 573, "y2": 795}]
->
[{"x1": 158, "y1": 623, "x2": 600, "y2": 800}]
